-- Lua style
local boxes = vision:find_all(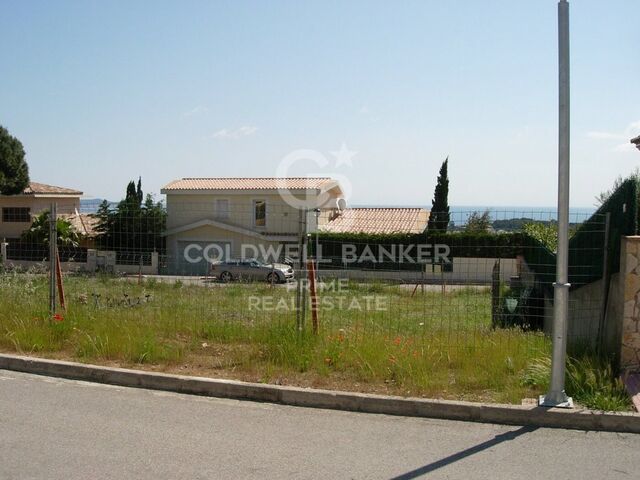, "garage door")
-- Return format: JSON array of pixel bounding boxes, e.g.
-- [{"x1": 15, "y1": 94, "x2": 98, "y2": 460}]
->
[{"x1": 176, "y1": 241, "x2": 231, "y2": 276}]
